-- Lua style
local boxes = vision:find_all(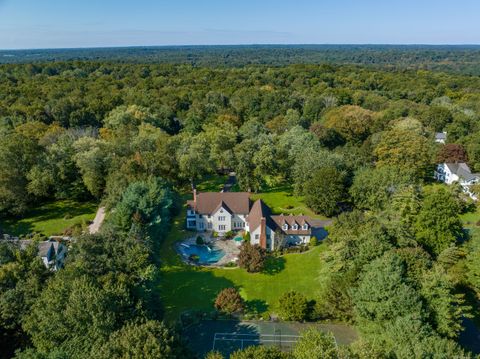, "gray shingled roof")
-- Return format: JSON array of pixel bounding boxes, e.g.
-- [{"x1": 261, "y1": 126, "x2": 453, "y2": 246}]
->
[
  {"x1": 445, "y1": 163, "x2": 477, "y2": 182},
  {"x1": 435, "y1": 132, "x2": 447, "y2": 140}
]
